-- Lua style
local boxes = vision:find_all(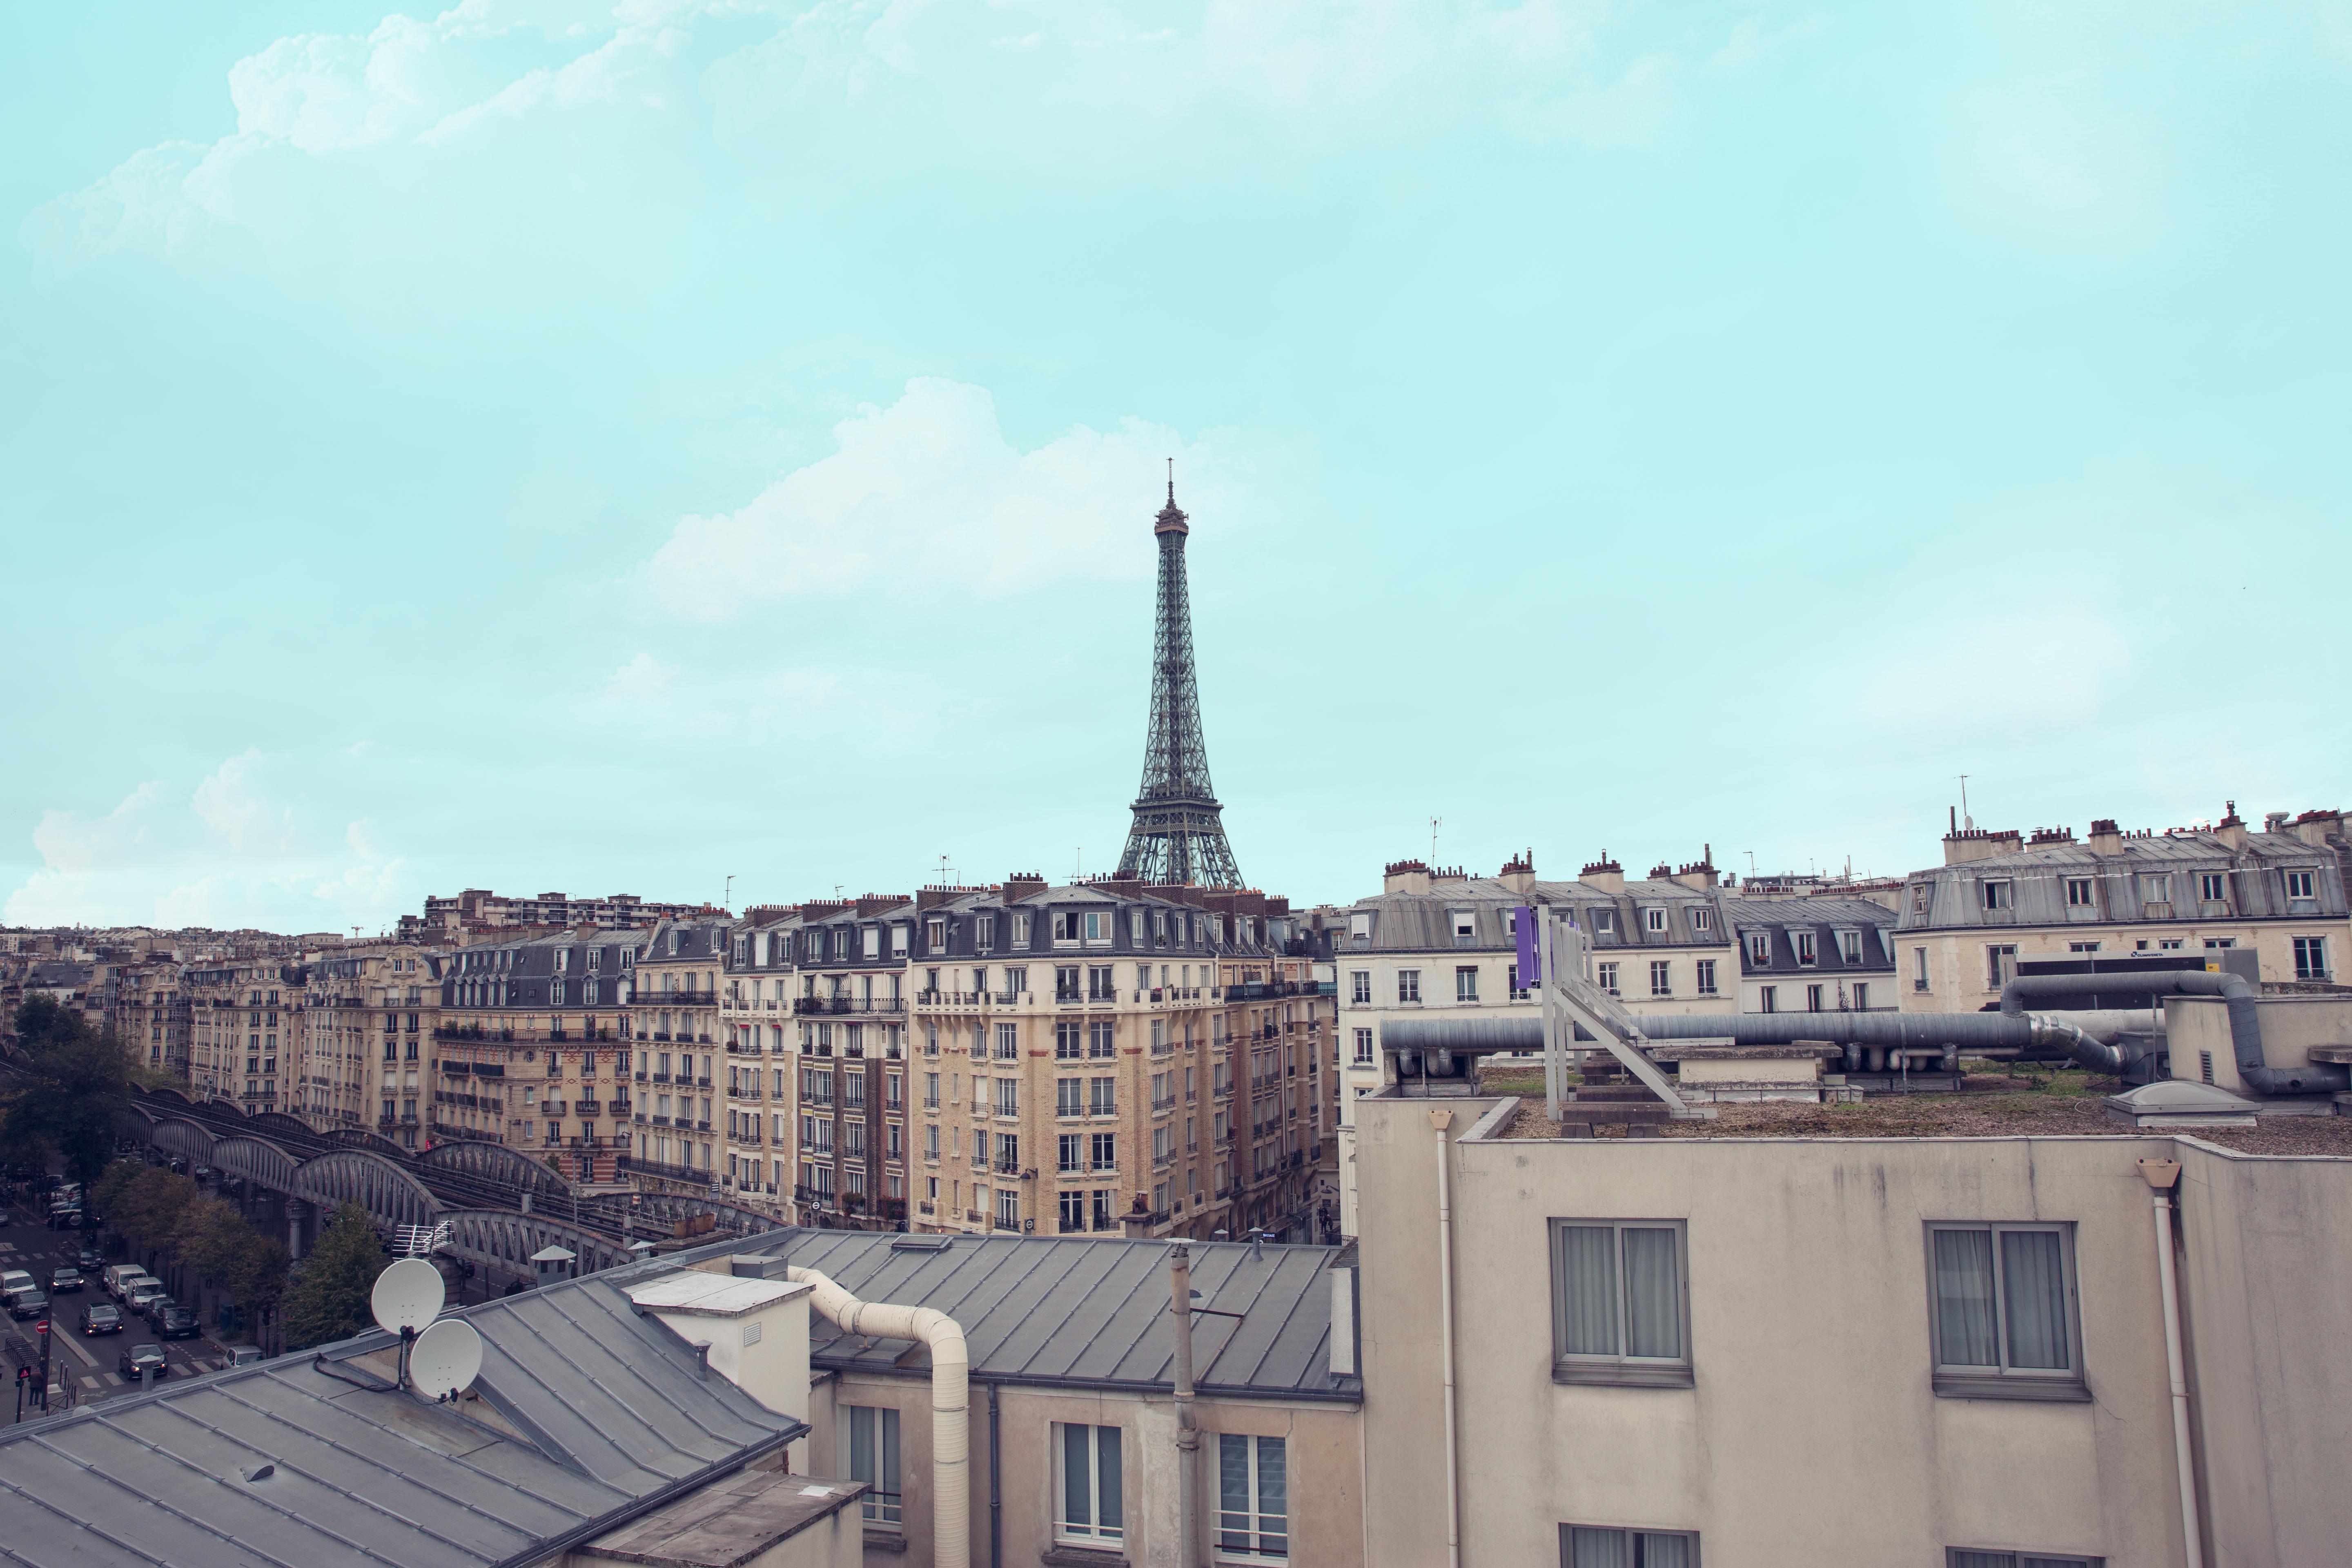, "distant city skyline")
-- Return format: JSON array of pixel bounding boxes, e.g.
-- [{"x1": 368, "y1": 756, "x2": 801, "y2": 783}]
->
[{"x1": 6, "y1": 2, "x2": 2346, "y2": 932}]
